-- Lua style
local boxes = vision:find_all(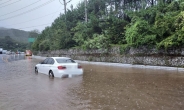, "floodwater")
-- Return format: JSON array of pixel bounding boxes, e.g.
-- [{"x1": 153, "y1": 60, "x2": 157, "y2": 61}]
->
[{"x1": 0, "y1": 55, "x2": 184, "y2": 110}]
